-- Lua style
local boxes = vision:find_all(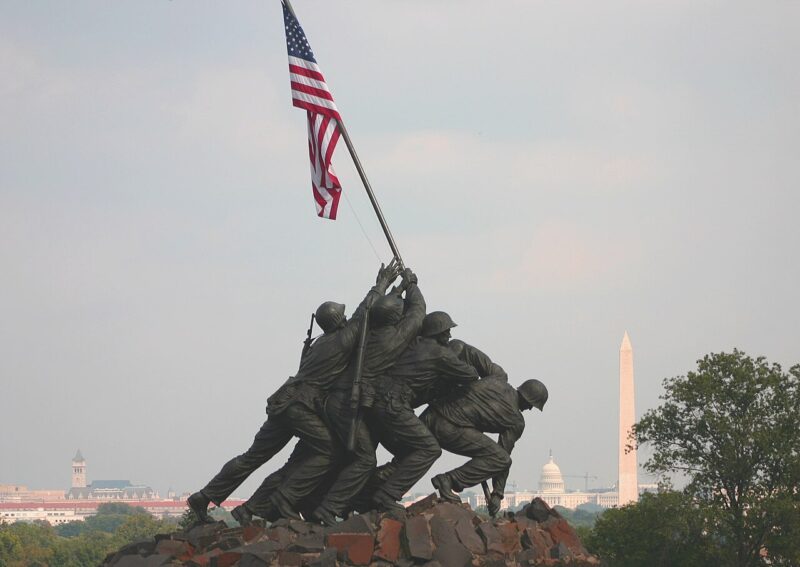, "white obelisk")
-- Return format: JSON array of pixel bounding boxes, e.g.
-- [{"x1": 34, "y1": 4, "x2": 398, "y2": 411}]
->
[{"x1": 618, "y1": 331, "x2": 638, "y2": 505}]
